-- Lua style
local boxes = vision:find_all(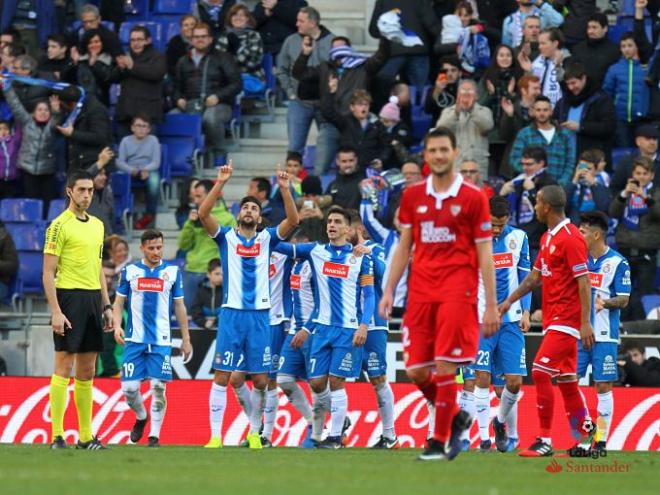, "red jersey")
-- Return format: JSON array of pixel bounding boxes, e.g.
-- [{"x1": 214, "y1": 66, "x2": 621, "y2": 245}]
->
[
  {"x1": 533, "y1": 218, "x2": 589, "y2": 338},
  {"x1": 399, "y1": 174, "x2": 492, "y2": 303}
]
